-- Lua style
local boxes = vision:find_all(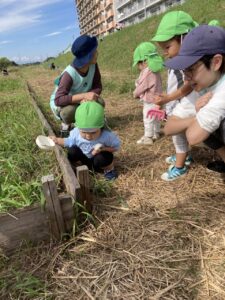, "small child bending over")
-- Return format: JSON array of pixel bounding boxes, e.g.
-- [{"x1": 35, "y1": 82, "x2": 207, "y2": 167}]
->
[
  {"x1": 50, "y1": 101, "x2": 120, "y2": 180},
  {"x1": 133, "y1": 42, "x2": 163, "y2": 145}
]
